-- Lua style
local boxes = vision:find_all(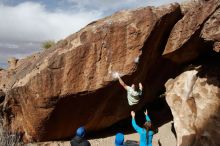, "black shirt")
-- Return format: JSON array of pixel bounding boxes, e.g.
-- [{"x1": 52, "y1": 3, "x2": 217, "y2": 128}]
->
[{"x1": 70, "y1": 136, "x2": 91, "y2": 146}]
